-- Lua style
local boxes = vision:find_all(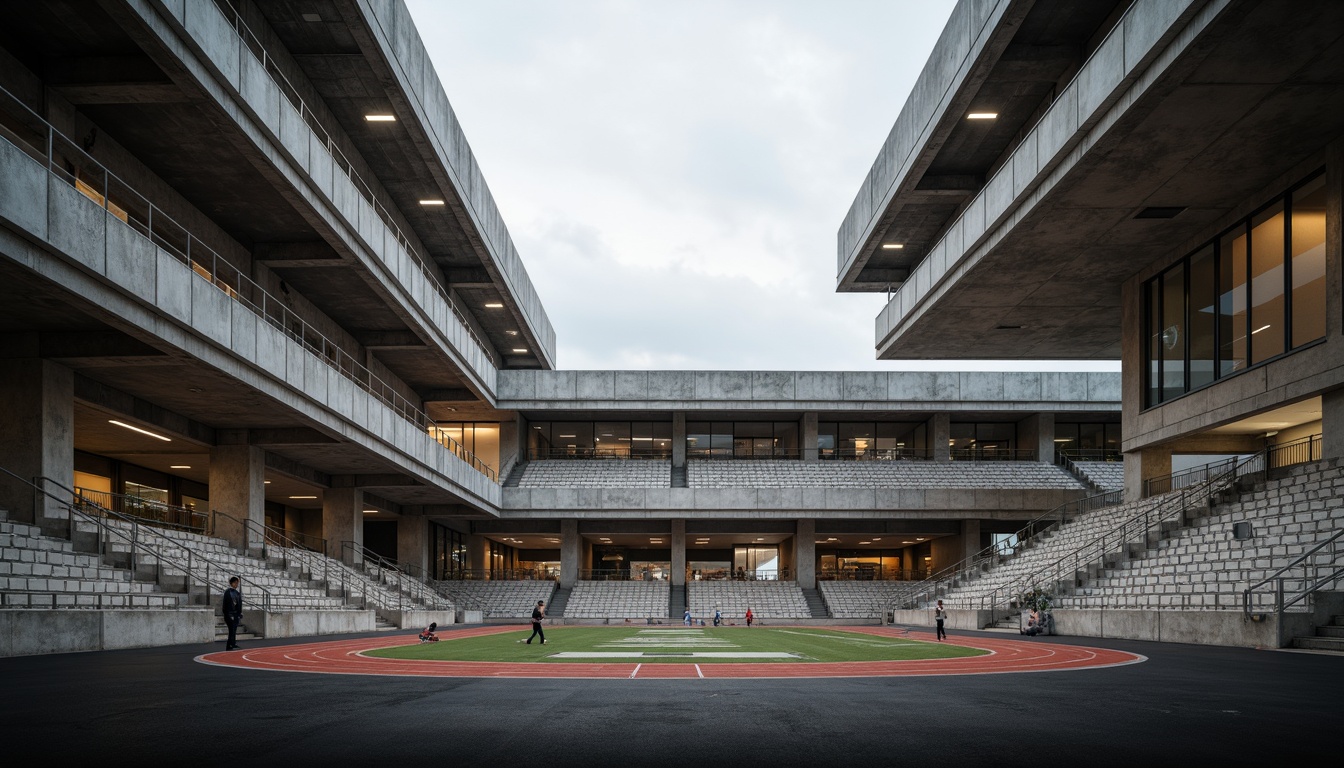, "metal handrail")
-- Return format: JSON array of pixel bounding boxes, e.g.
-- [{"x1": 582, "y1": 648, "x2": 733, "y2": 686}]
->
[
  {"x1": 25, "y1": 473, "x2": 274, "y2": 611},
  {"x1": 0, "y1": 83, "x2": 495, "y2": 483},
  {"x1": 819, "y1": 449, "x2": 932, "y2": 461},
  {"x1": 340, "y1": 541, "x2": 454, "y2": 611},
  {"x1": 1058, "y1": 449, "x2": 1124, "y2": 462},
  {"x1": 974, "y1": 453, "x2": 1256, "y2": 622},
  {"x1": 949, "y1": 448, "x2": 1038, "y2": 461},
  {"x1": 206, "y1": 0, "x2": 505, "y2": 367},
  {"x1": 437, "y1": 569, "x2": 557, "y2": 581},
  {"x1": 73, "y1": 486, "x2": 207, "y2": 533},
  {"x1": 887, "y1": 487, "x2": 1128, "y2": 610},
  {"x1": 1243, "y1": 529, "x2": 1344, "y2": 617},
  {"x1": 528, "y1": 449, "x2": 674, "y2": 461}
]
